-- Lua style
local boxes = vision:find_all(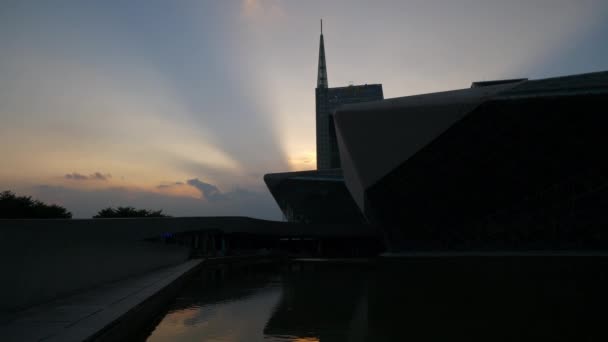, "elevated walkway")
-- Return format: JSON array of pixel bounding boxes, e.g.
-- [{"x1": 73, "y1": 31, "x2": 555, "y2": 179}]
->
[{"x1": 0, "y1": 259, "x2": 202, "y2": 342}]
